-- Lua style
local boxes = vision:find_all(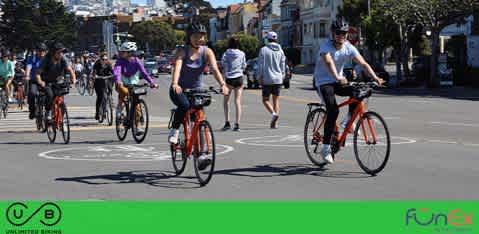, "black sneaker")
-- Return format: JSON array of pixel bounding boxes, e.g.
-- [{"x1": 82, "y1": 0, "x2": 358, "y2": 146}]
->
[
  {"x1": 221, "y1": 122, "x2": 231, "y2": 131},
  {"x1": 233, "y1": 123, "x2": 240, "y2": 131},
  {"x1": 95, "y1": 113, "x2": 99, "y2": 120},
  {"x1": 197, "y1": 155, "x2": 212, "y2": 170},
  {"x1": 29, "y1": 112, "x2": 35, "y2": 120},
  {"x1": 270, "y1": 115, "x2": 279, "y2": 129}
]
